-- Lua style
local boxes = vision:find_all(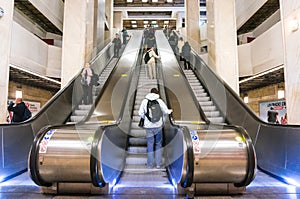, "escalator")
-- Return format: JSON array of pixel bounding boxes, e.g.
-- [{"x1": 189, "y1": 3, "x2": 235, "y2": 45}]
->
[
  {"x1": 28, "y1": 31, "x2": 144, "y2": 194},
  {"x1": 0, "y1": 40, "x2": 121, "y2": 182},
  {"x1": 28, "y1": 30, "x2": 256, "y2": 197},
  {"x1": 172, "y1": 31, "x2": 300, "y2": 185}
]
